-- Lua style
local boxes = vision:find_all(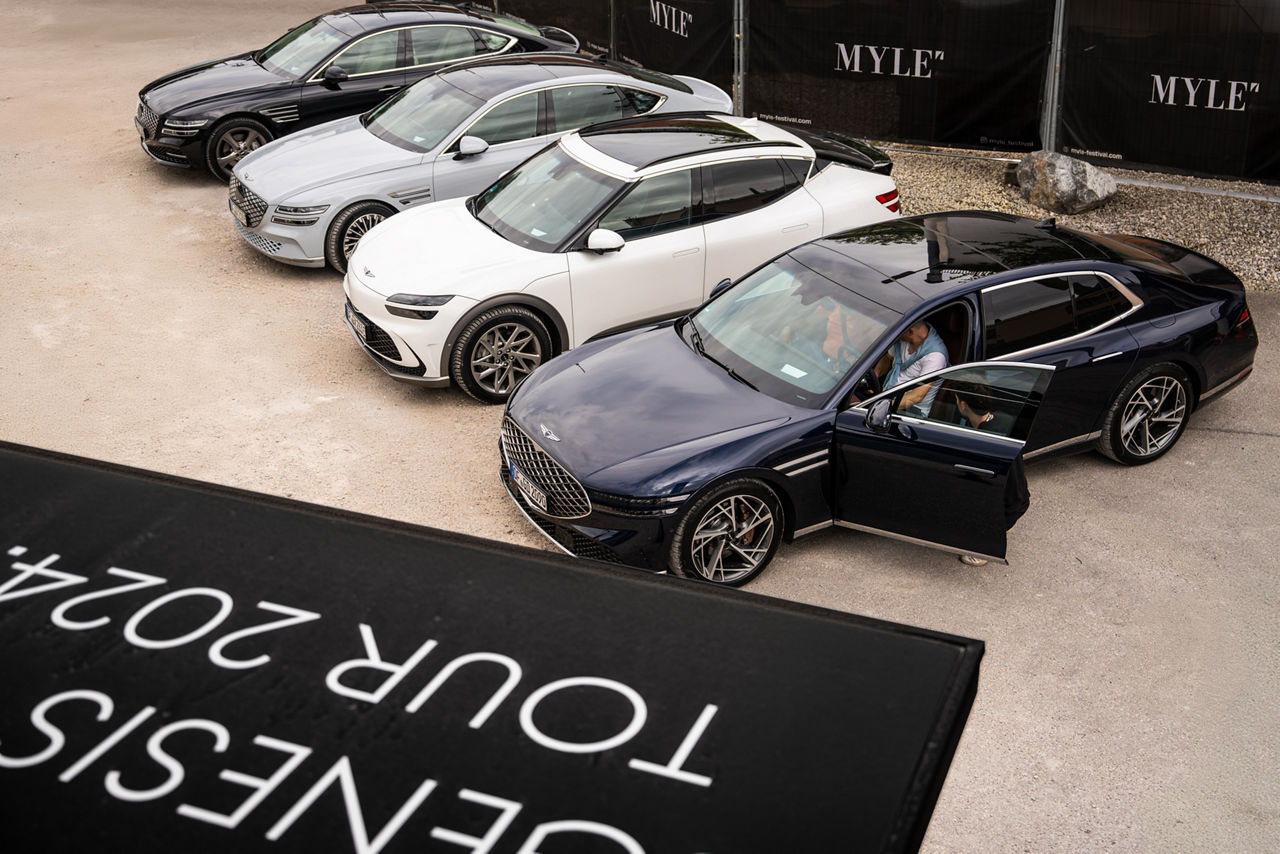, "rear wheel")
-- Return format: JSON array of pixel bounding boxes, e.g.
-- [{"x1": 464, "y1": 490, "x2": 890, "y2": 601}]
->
[
  {"x1": 326, "y1": 201, "x2": 395, "y2": 273},
  {"x1": 205, "y1": 117, "x2": 273, "y2": 182},
  {"x1": 450, "y1": 306, "x2": 553, "y2": 404},
  {"x1": 670, "y1": 479, "x2": 783, "y2": 586},
  {"x1": 1098, "y1": 363, "x2": 1191, "y2": 465}
]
